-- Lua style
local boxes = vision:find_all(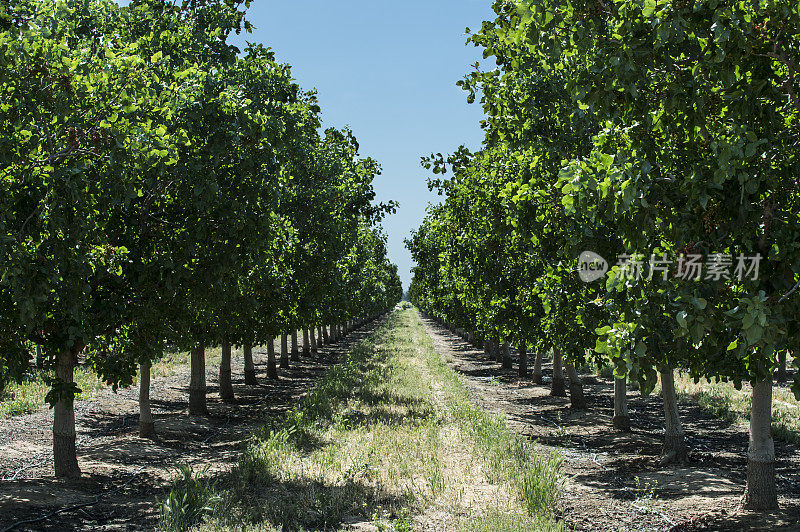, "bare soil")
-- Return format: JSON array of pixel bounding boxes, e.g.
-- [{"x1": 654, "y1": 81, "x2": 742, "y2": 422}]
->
[
  {"x1": 420, "y1": 317, "x2": 800, "y2": 532},
  {"x1": 0, "y1": 325, "x2": 380, "y2": 532}
]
